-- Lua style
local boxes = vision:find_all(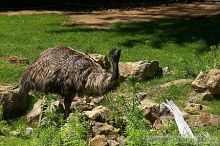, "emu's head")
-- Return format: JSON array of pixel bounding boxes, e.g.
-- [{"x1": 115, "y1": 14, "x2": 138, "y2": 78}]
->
[{"x1": 109, "y1": 49, "x2": 121, "y2": 63}]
